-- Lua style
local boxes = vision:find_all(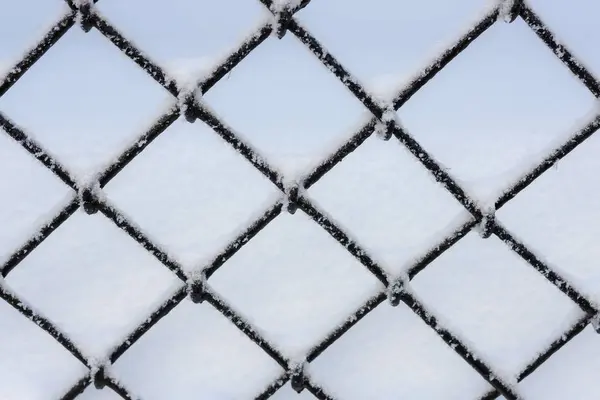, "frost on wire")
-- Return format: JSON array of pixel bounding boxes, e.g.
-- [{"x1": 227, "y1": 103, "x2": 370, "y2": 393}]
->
[{"x1": 1, "y1": 0, "x2": 600, "y2": 399}]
